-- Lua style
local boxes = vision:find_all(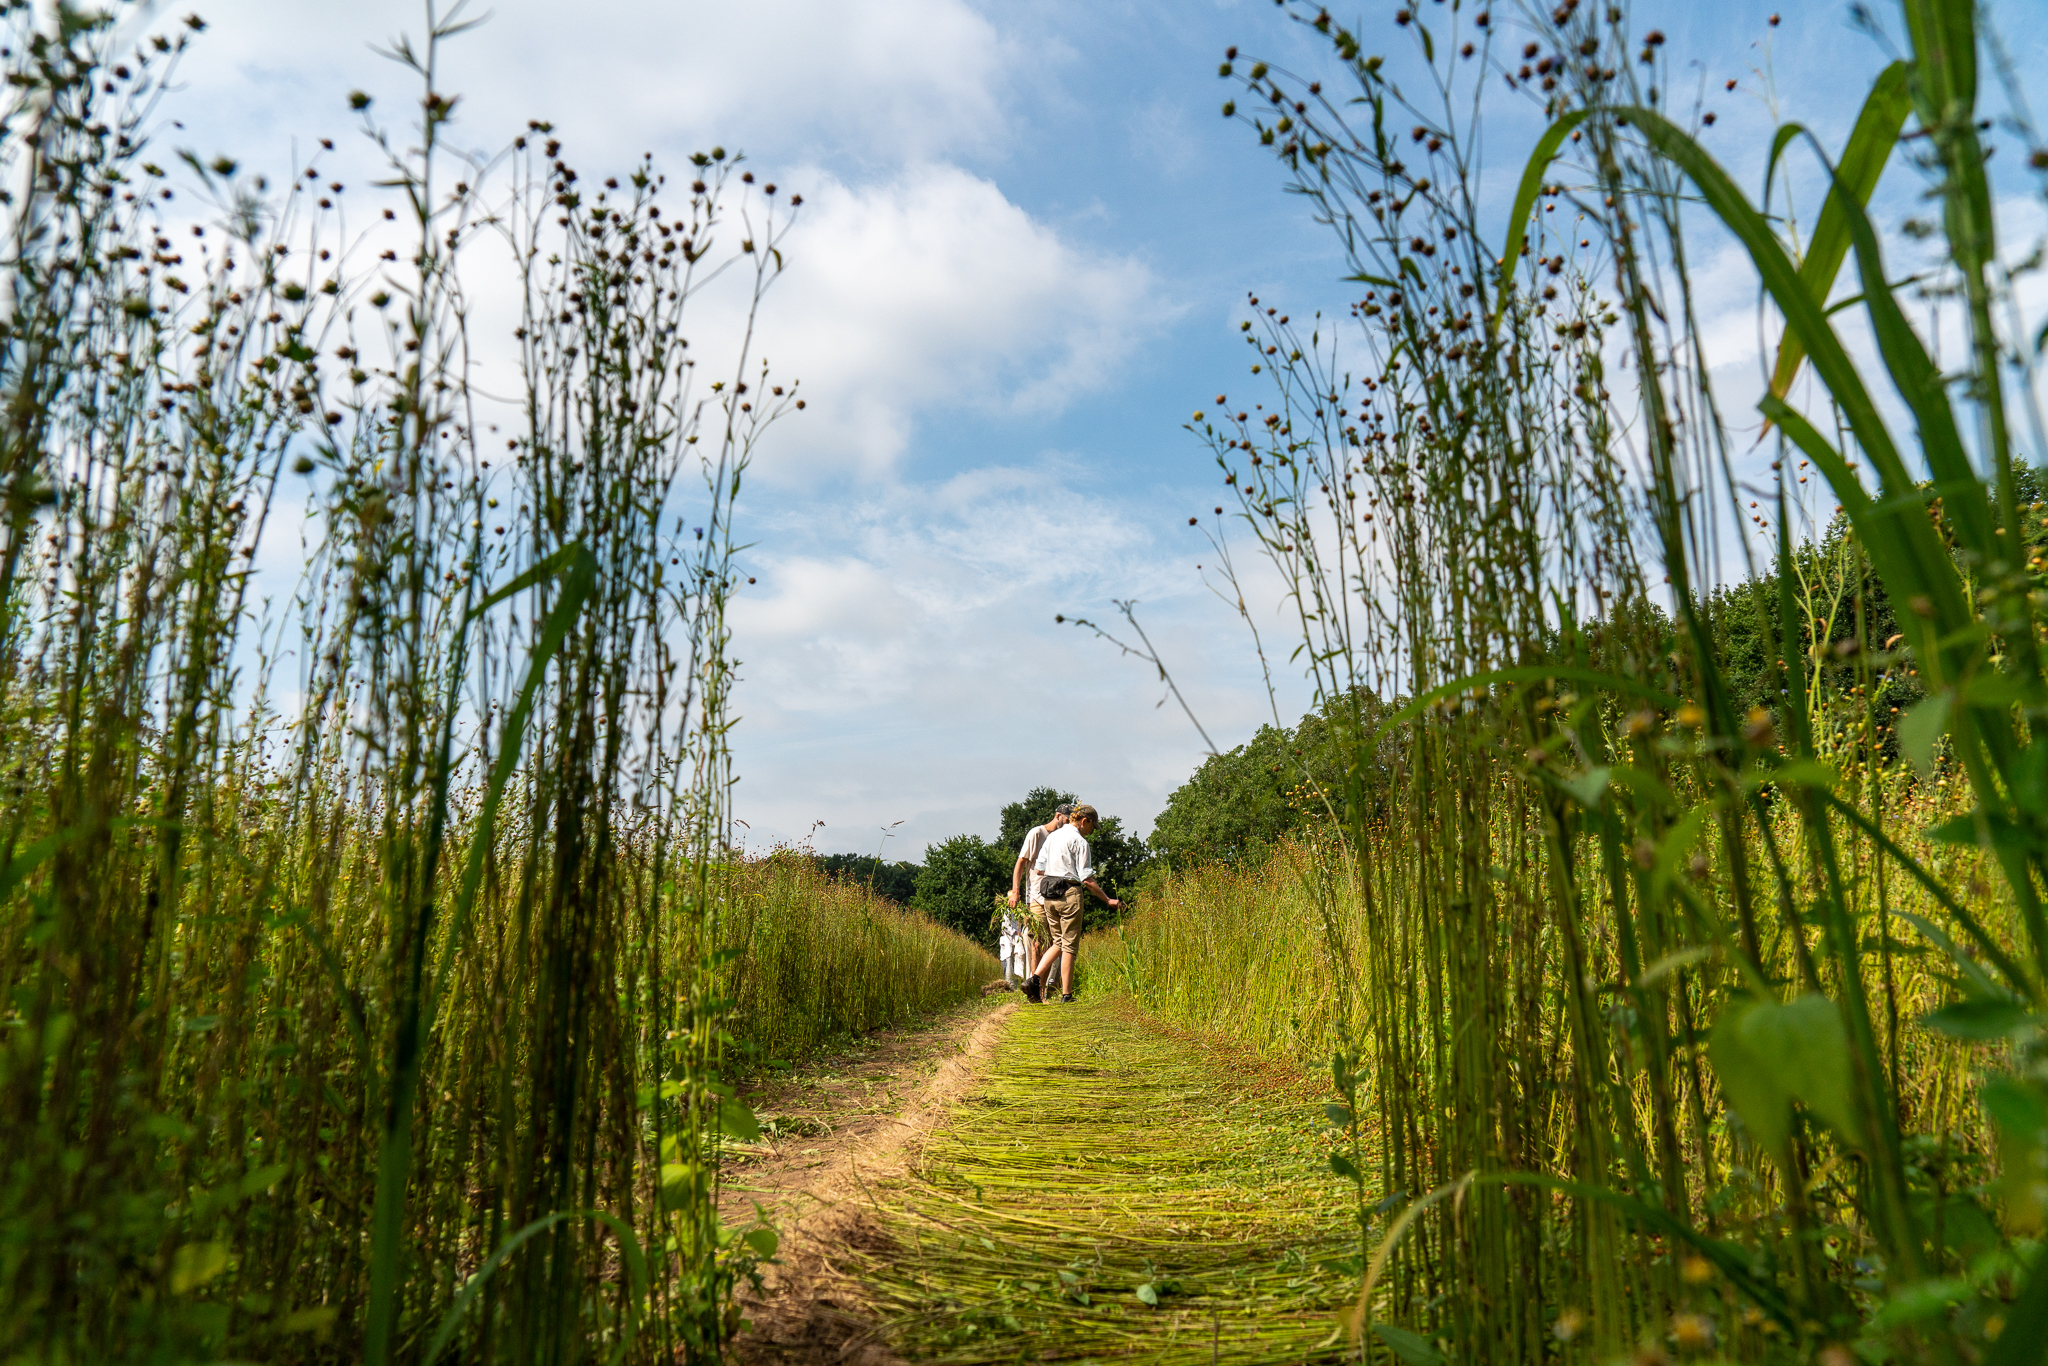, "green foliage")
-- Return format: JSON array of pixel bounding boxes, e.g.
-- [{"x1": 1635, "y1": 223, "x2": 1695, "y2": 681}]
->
[
  {"x1": 1148, "y1": 696, "x2": 1370, "y2": 868},
  {"x1": 1710, "y1": 994, "x2": 1862, "y2": 1155},
  {"x1": 0, "y1": 8, "x2": 873, "y2": 1363},
  {"x1": 1148, "y1": 721, "x2": 1309, "y2": 867},
  {"x1": 1706, "y1": 470, "x2": 2048, "y2": 752},
  {"x1": 912, "y1": 833, "x2": 1012, "y2": 944},
  {"x1": 726, "y1": 855, "x2": 995, "y2": 1065},
  {"x1": 1175, "y1": 0, "x2": 2048, "y2": 1358}
]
